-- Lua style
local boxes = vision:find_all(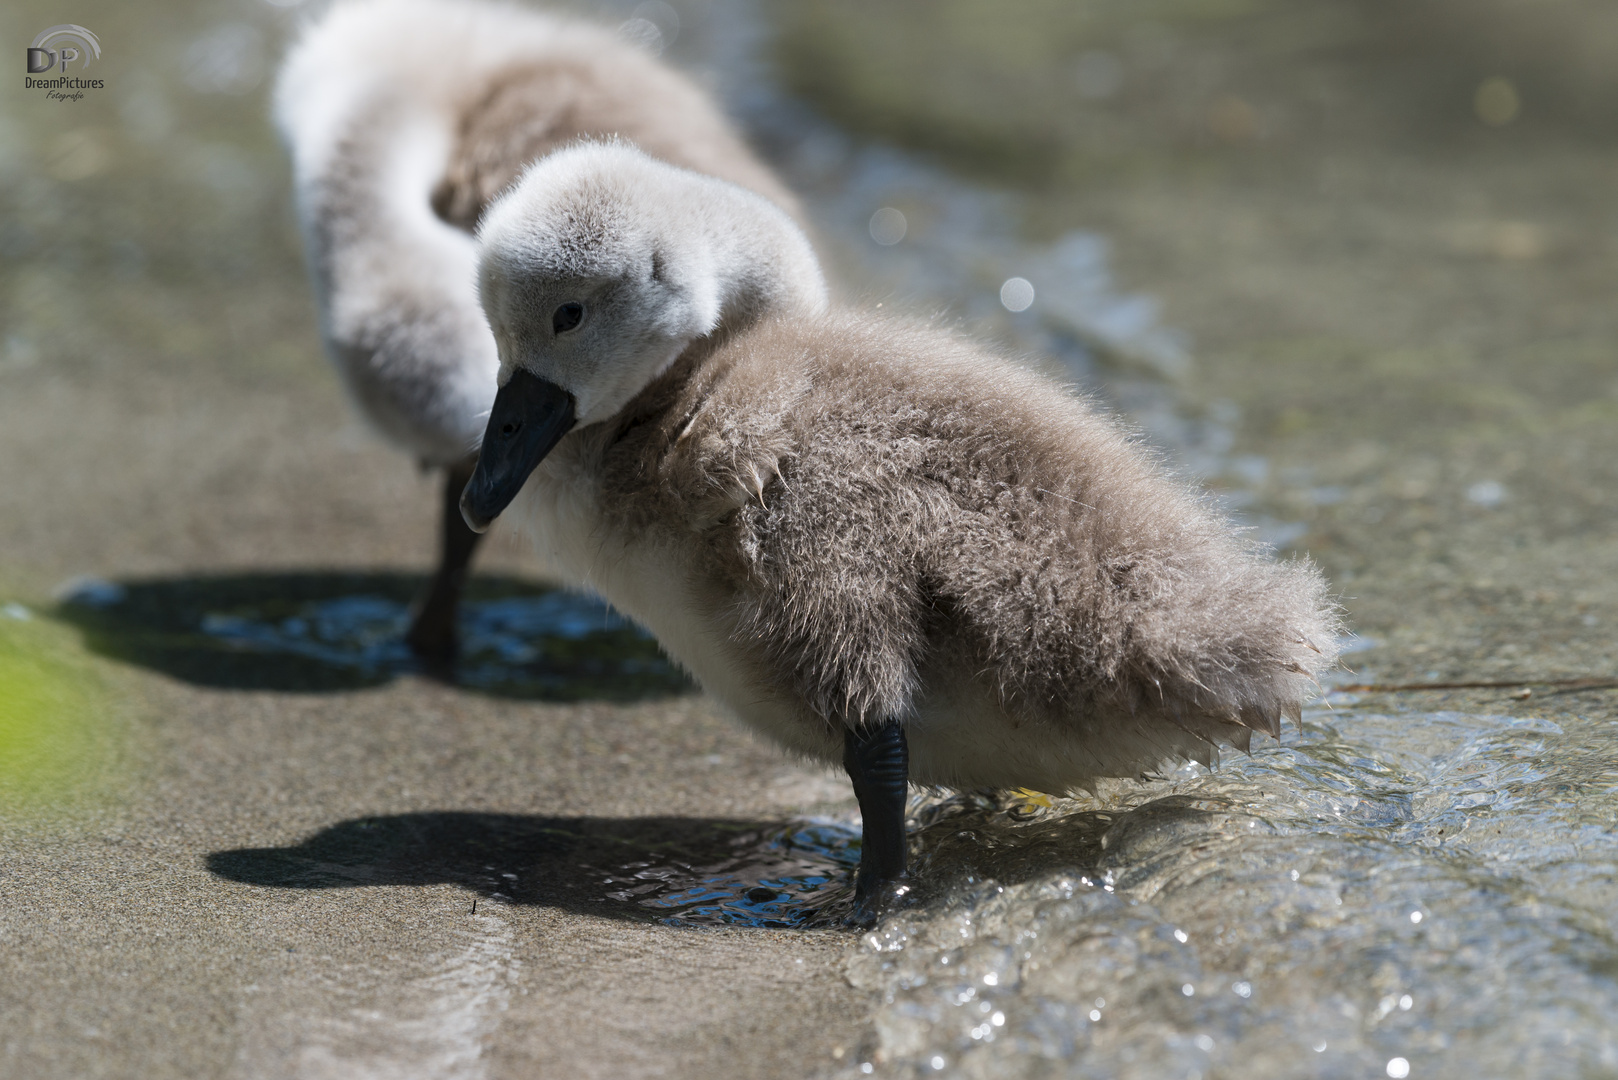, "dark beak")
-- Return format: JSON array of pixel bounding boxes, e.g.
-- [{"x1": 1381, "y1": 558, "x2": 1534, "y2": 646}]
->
[{"x1": 459, "y1": 369, "x2": 576, "y2": 533}]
